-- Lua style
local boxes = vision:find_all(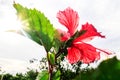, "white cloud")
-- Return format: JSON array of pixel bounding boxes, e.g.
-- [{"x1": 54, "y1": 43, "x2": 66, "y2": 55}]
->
[
  {"x1": 0, "y1": 58, "x2": 28, "y2": 74},
  {"x1": 0, "y1": 32, "x2": 46, "y2": 74},
  {"x1": 0, "y1": 32, "x2": 46, "y2": 61},
  {"x1": 0, "y1": 58, "x2": 40, "y2": 74}
]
